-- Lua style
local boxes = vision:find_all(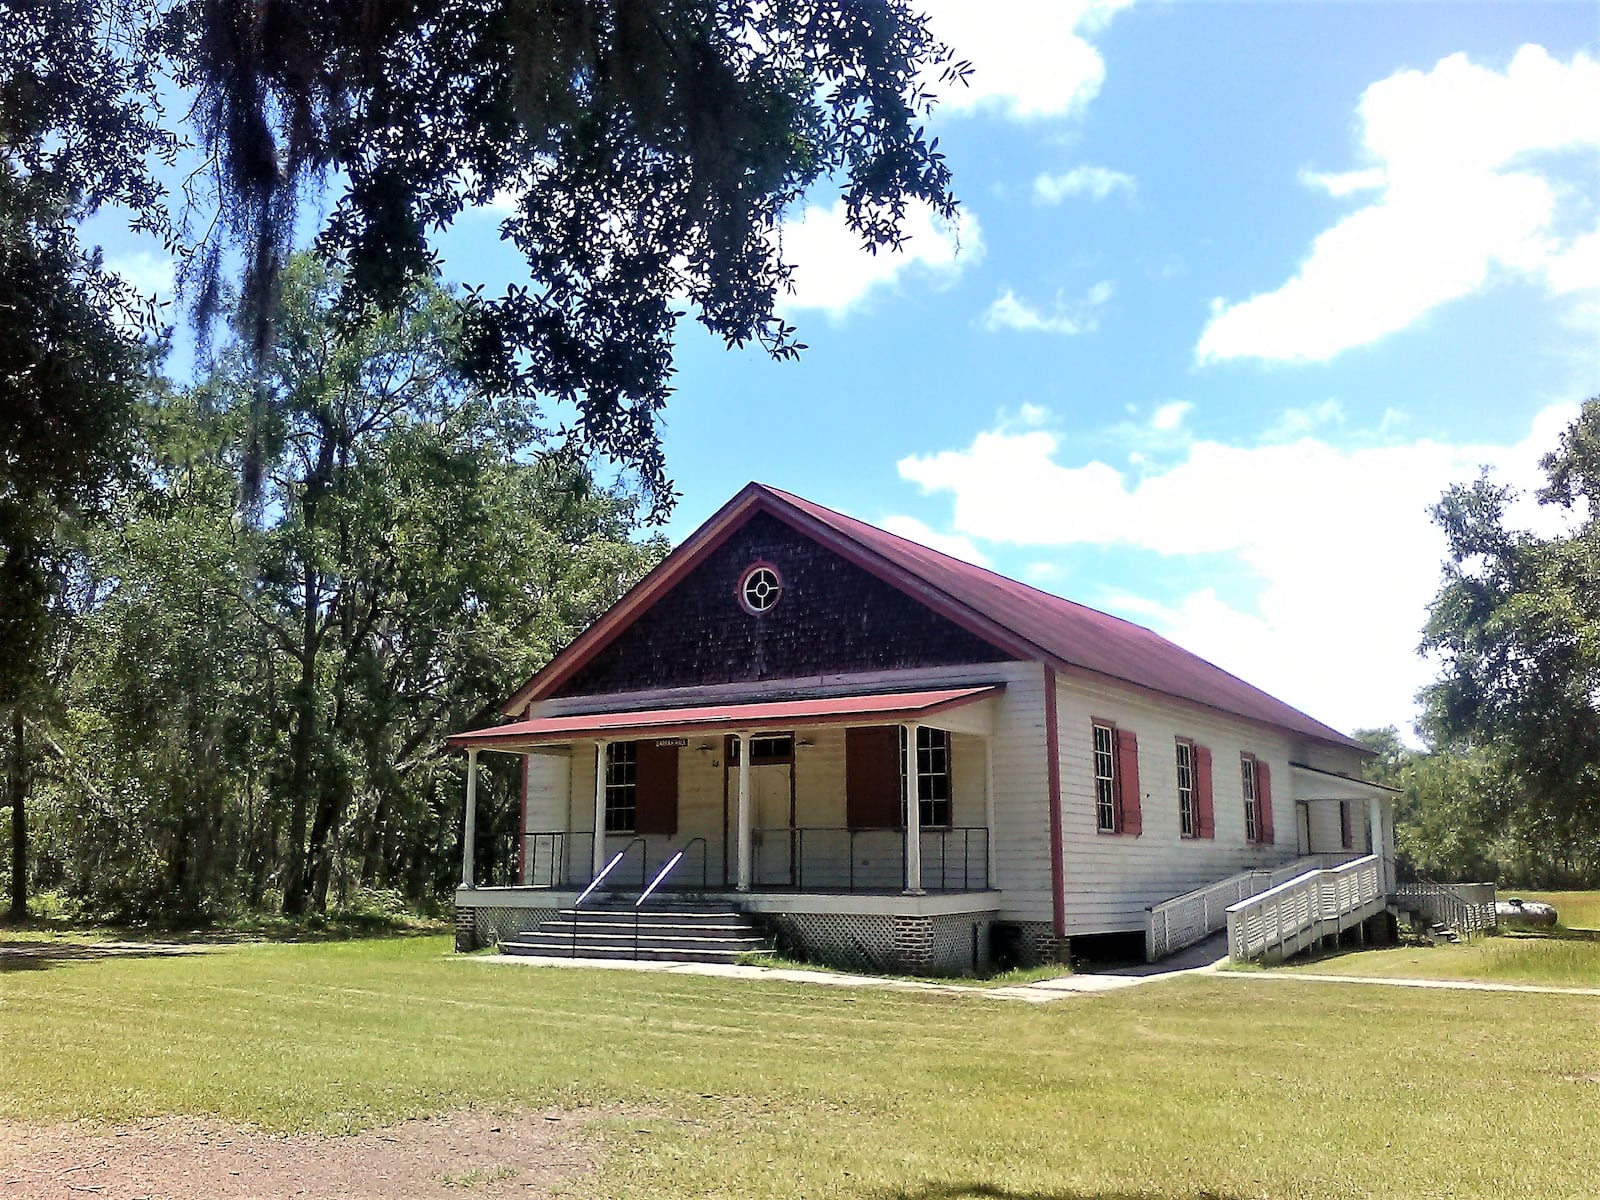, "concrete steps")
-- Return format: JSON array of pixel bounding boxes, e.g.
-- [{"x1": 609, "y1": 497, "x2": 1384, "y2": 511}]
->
[{"x1": 501, "y1": 902, "x2": 773, "y2": 965}]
